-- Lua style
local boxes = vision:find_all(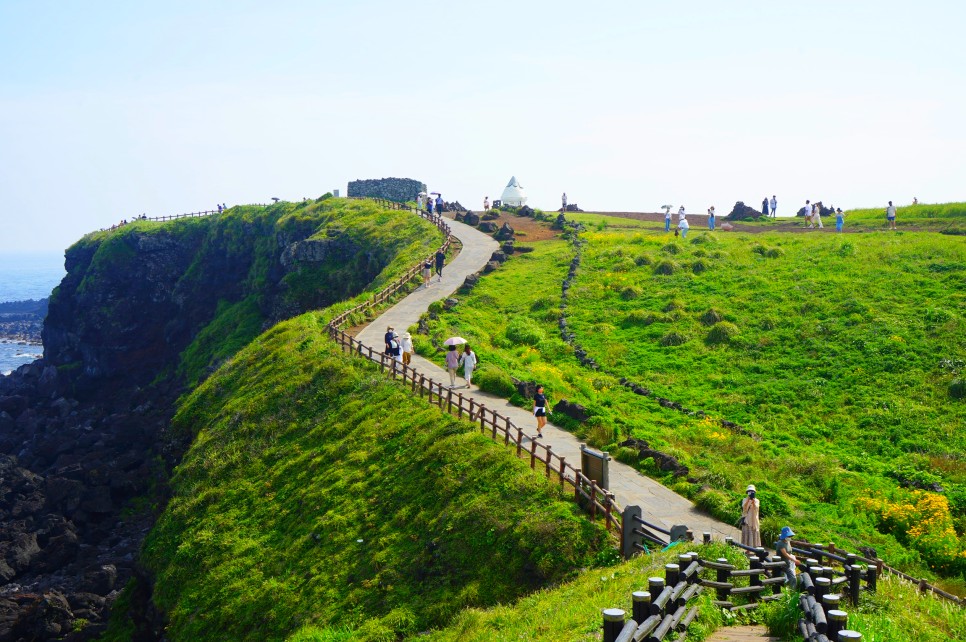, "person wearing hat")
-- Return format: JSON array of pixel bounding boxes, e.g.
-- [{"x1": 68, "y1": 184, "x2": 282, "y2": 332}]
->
[
  {"x1": 740, "y1": 484, "x2": 761, "y2": 548},
  {"x1": 384, "y1": 326, "x2": 395, "y2": 355},
  {"x1": 776, "y1": 526, "x2": 798, "y2": 586},
  {"x1": 400, "y1": 332, "x2": 414, "y2": 366},
  {"x1": 835, "y1": 207, "x2": 845, "y2": 233}
]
